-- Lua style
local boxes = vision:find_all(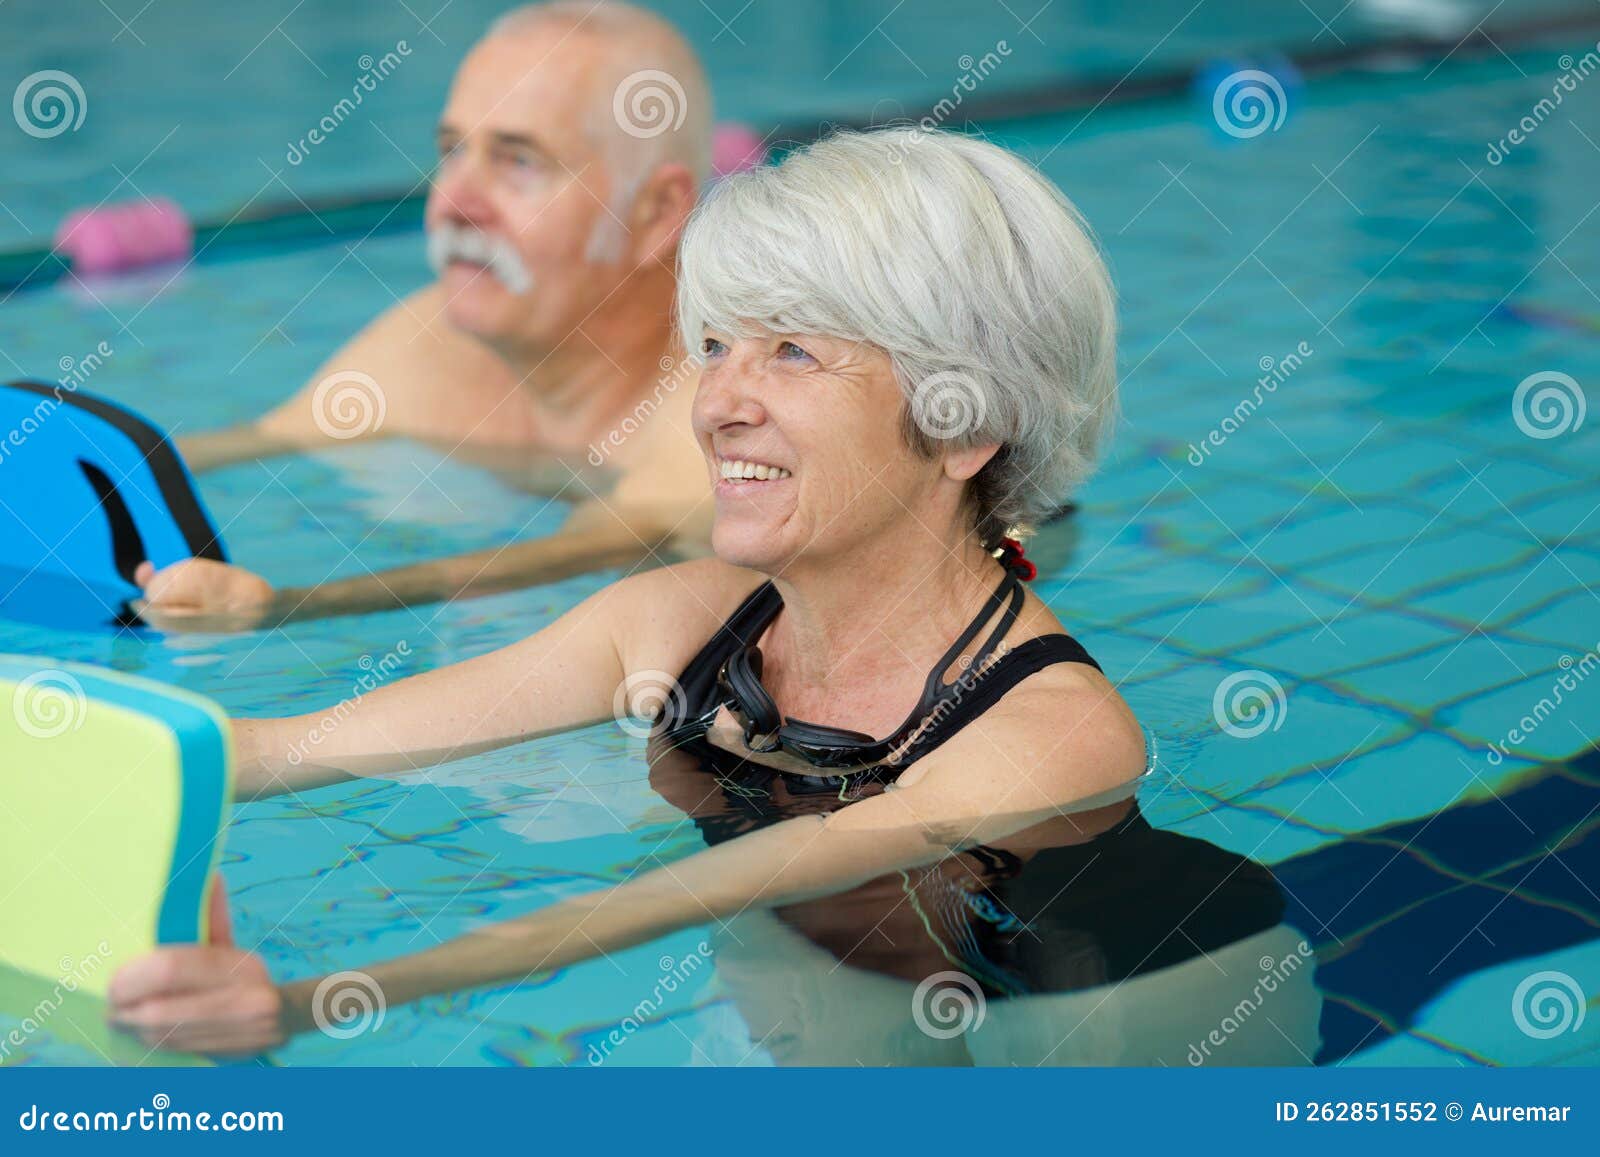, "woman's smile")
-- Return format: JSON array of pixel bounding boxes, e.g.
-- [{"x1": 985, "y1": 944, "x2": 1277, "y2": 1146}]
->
[{"x1": 714, "y1": 453, "x2": 795, "y2": 497}]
